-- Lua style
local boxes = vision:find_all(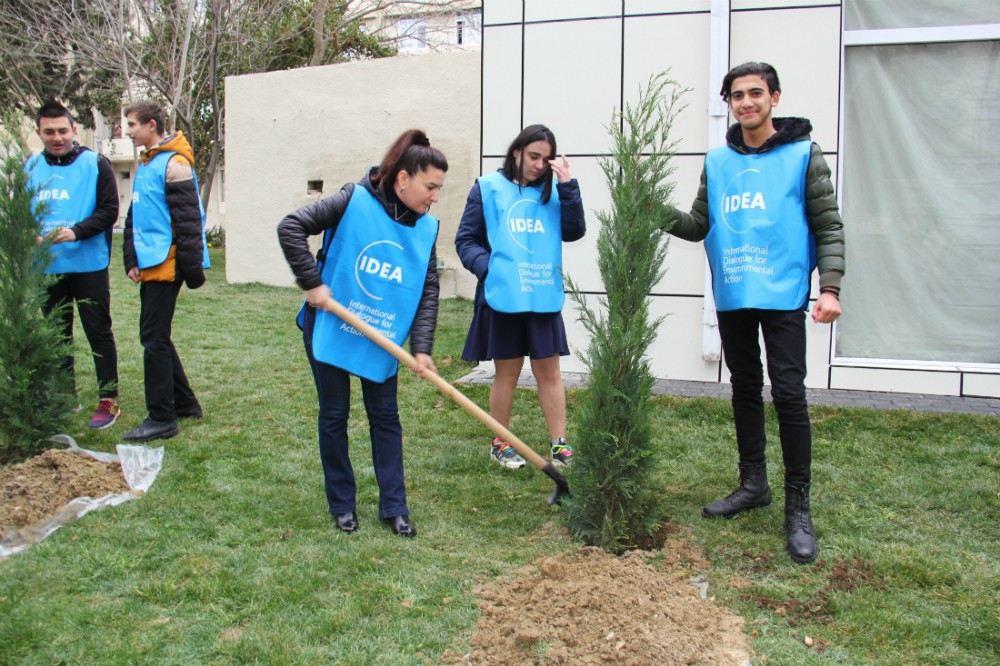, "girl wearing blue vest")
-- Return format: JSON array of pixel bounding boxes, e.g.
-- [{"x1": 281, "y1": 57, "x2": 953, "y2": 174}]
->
[
  {"x1": 278, "y1": 130, "x2": 447, "y2": 538},
  {"x1": 455, "y1": 125, "x2": 586, "y2": 471}
]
